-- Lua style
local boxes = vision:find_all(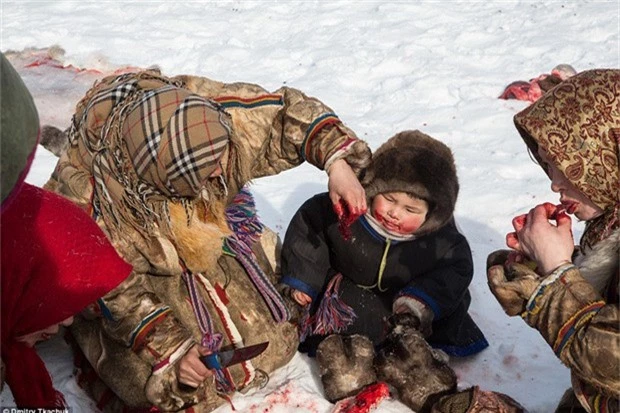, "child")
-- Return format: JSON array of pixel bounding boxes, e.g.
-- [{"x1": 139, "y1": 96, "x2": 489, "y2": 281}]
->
[{"x1": 280, "y1": 130, "x2": 488, "y2": 357}]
